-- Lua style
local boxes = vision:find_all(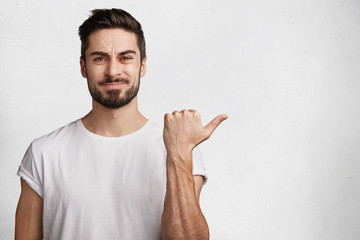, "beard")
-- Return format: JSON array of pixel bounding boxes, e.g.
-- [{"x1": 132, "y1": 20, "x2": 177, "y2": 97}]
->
[{"x1": 87, "y1": 72, "x2": 140, "y2": 109}]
